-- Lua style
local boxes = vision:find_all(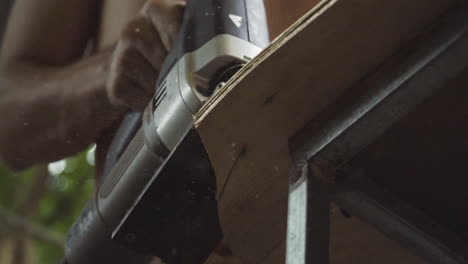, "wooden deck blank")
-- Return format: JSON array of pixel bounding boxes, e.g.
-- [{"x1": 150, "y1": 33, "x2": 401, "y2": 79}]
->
[{"x1": 196, "y1": 0, "x2": 457, "y2": 263}]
